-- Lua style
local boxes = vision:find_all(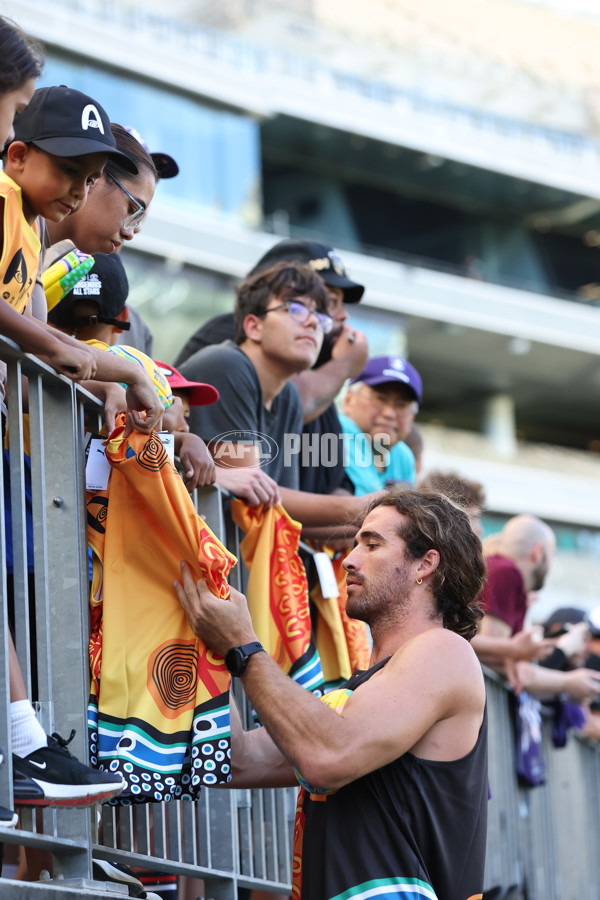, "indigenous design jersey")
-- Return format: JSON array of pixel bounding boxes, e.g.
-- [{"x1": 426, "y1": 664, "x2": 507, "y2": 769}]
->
[
  {"x1": 87, "y1": 417, "x2": 236, "y2": 803},
  {"x1": 230, "y1": 499, "x2": 319, "y2": 689},
  {"x1": 309, "y1": 547, "x2": 370, "y2": 689},
  {"x1": 293, "y1": 659, "x2": 488, "y2": 900},
  {"x1": 0, "y1": 172, "x2": 41, "y2": 313}
]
